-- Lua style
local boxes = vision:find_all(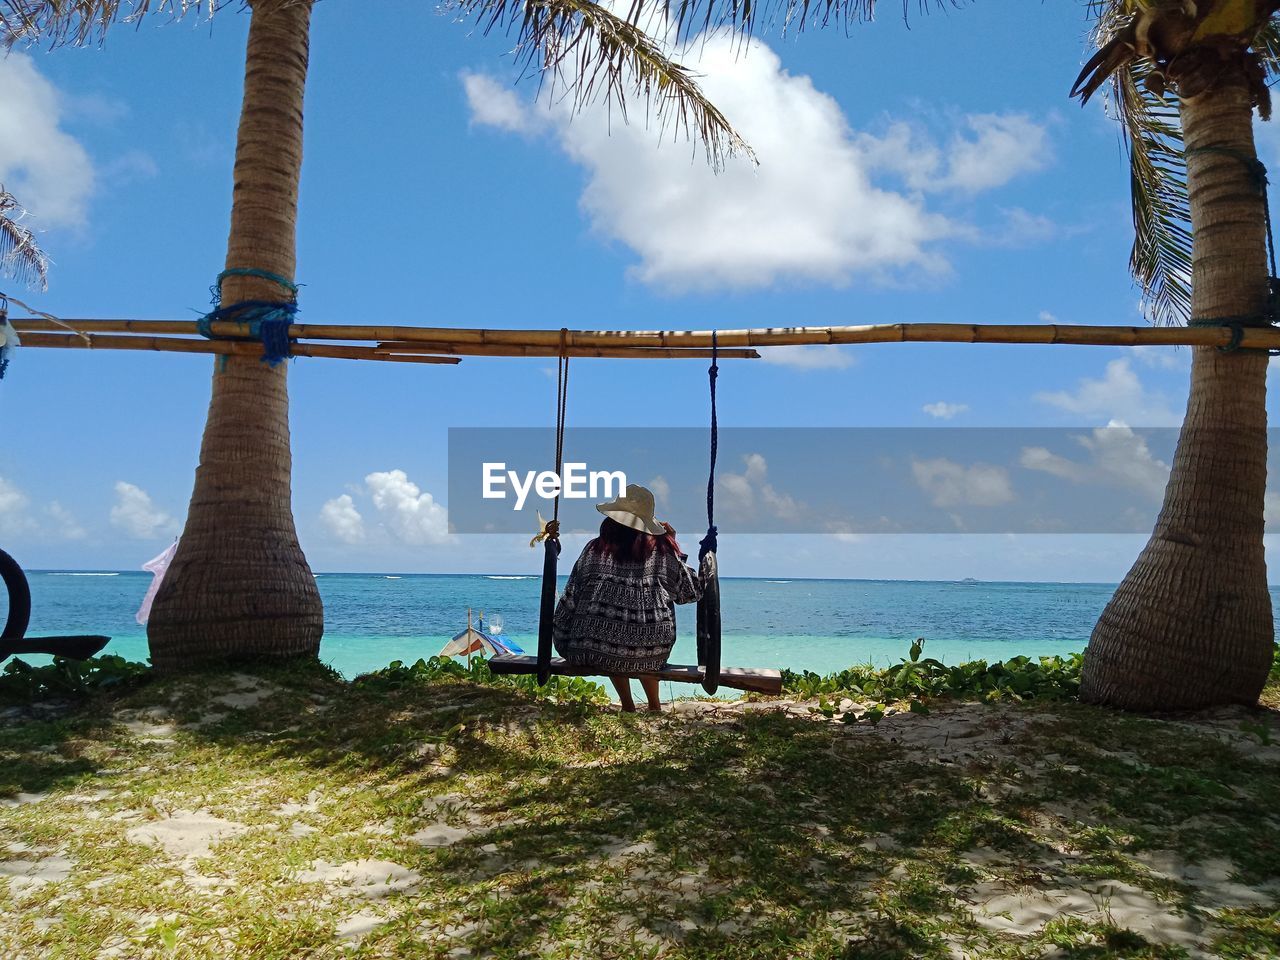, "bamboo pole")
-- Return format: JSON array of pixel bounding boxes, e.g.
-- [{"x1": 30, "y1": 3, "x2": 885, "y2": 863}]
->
[
  {"x1": 16, "y1": 332, "x2": 461, "y2": 365},
  {"x1": 374, "y1": 340, "x2": 760, "y2": 359},
  {"x1": 14, "y1": 318, "x2": 1280, "y2": 351}
]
